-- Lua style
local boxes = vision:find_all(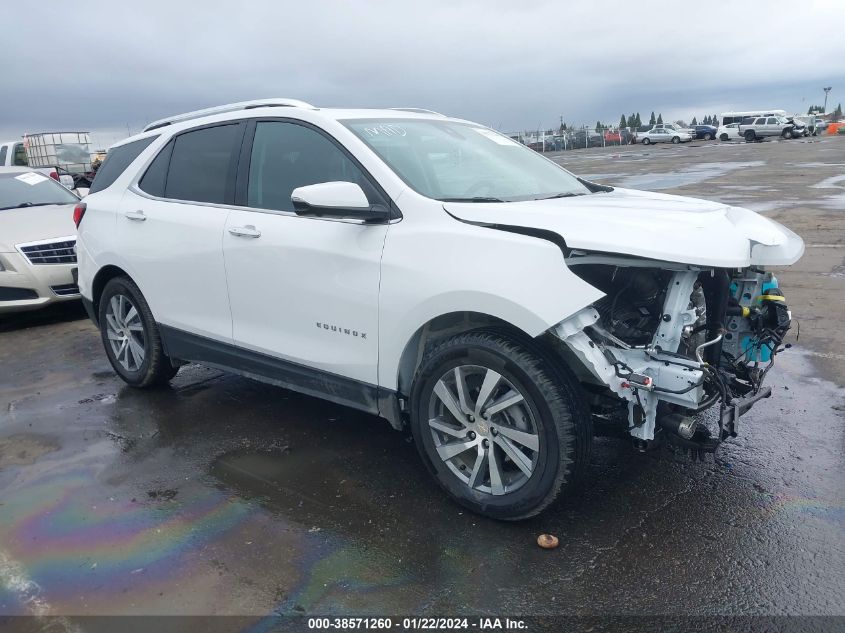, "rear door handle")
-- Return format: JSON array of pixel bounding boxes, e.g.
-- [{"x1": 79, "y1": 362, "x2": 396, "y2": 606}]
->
[
  {"x1": 228, "y1": 225, "x2": 261, "y2": 238},
  {"x1": 124, "y1": 210, "x2": 146, "y2": 221}
]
